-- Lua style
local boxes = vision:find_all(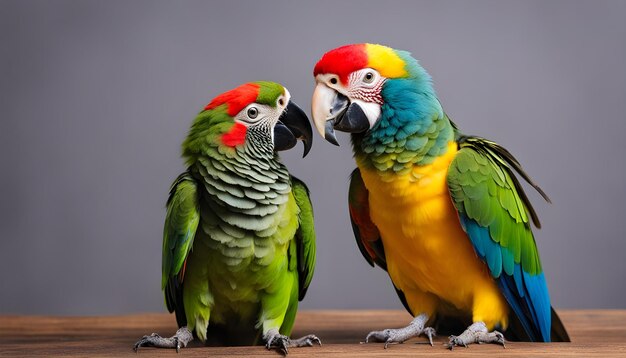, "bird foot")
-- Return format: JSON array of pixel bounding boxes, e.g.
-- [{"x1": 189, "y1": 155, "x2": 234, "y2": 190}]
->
[
  {"x1": 133, "y1": 326, "x2": 193, "y2": 352},
  {"x1": 364, "y1": 313, "x2": 436, "y2": 348},
  {"x1": 264, "y1": 329, "x2": 321, "y2": 355},
  {"x1": 446, "y1": 322, "x2": 505, "y2": 350}
]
